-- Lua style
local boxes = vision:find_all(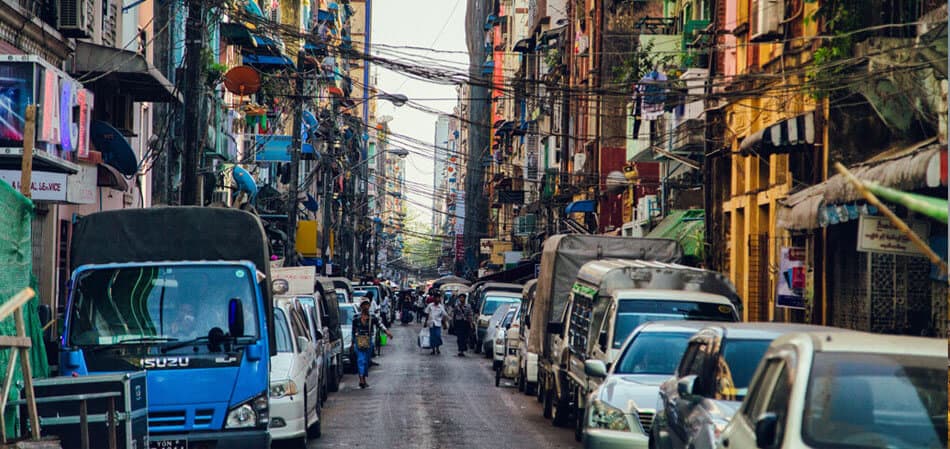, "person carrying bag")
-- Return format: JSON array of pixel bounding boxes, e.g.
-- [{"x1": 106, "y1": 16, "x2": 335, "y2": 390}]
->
[{"x1": 424, "y1": 293, "x2": 448, "y2": 355}]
